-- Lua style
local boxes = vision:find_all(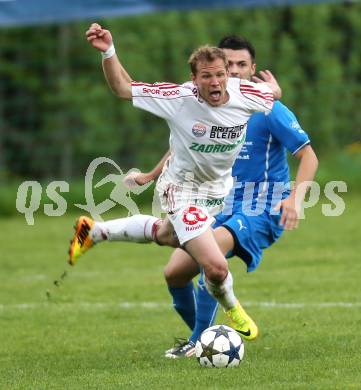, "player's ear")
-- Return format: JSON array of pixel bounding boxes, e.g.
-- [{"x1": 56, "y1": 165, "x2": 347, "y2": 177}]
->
[
  {"x1": 191, "y1": 73, "x2": 197, "y2": 85},
  {"x1": 251, "y1": 62, "x2": 256, "y2": 77}
]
